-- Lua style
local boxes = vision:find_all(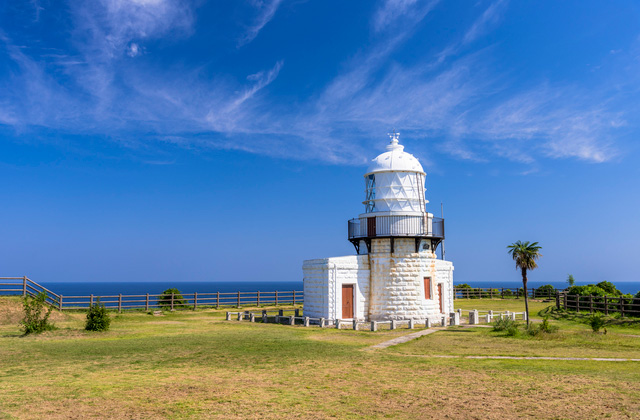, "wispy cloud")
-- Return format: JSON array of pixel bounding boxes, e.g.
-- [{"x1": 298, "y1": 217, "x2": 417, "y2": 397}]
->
[
  {"x1": 238, "y1": 0, "x2": 283, "y2": 47},
  {"x1": 0, "y1": 0, "x2": 634, "y2": 168},
  {"x1": 462, "y1": 0, "x2": 509, "y2": 45}
]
